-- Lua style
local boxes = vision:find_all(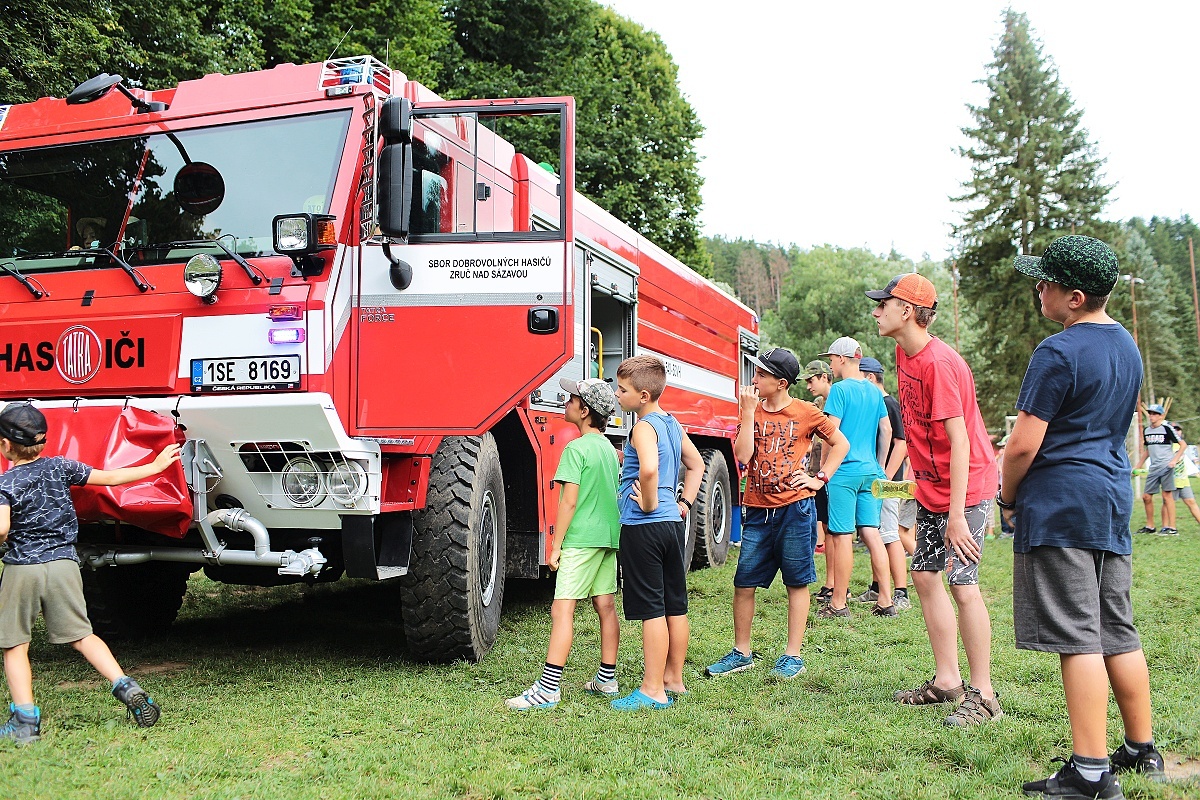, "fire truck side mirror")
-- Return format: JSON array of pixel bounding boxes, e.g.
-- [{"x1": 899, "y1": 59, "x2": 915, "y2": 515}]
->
[
  {"x1": 67, "y1": 73, "x2": 125, "y2": 105},
  {"x1": 379, "y1": 98, "x2": 412, "y2": 144},
  {"x1": 378, "y1": 143, "x2": 413, "y2": 238}
]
